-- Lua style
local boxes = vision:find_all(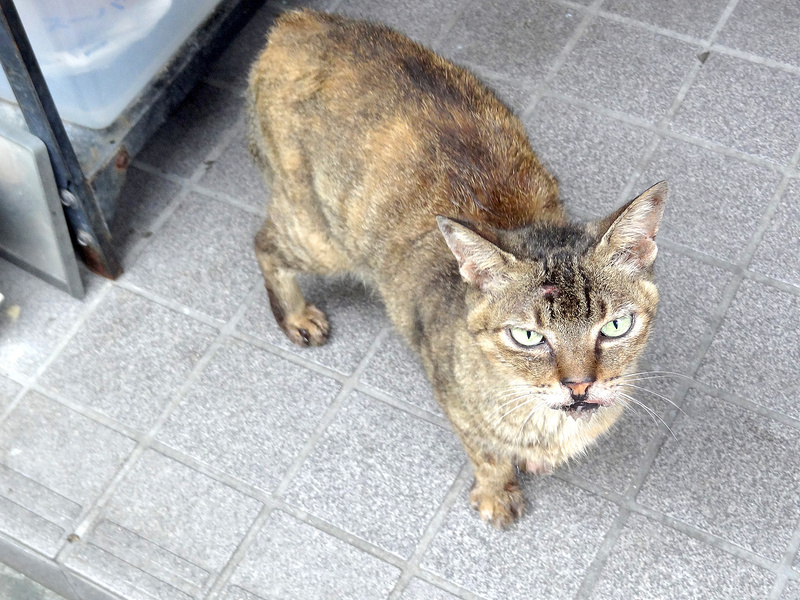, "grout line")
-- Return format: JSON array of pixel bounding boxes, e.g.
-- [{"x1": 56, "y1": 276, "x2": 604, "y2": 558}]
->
[
  {"x1": 709, "y1": 43, "x2": 800, "y2": 77},
  {"x1": 412, "y1": 569, "x2": 489, "y2": 600},
  {"x1": 588, "y1": 8, "x2": 704, "y2": 46},
  {"x1": 190, "y1": 184, "x2": 268, "y2": 217},
  {"x1": 768, "y1": 523, "x2": 800, "y2": 600},
  {"x1": 112, "y1": 279, "x2": 226, "y2": 330},
  {"x1": 355, "y1": 383, "x2": 453, "y2": 430},
  {"x1": 521, "y1": 0, "x2": 605, "y2": 120},
  {"x1": 386, "y1": 462, "x2": 472, "y2": 600},
  {"x1": 0, "y1": 282, "x2": 114, "y2": 428},
  {"x1": 431, "y1": 0, "x2": 474, "y2": 49},
  {"x1": 231, "y1": 330, "x2": 350, "y2": 384},
  {"x1": 272, "y1": 327, "x2": 390, "y2": 498},
  {"x1": 744, "y1": 269, "x2": 800, "y2": 298},
  {"x1": 203, "y1": 504, "x2": 275, "y2": 600},
  {"x1": 201, "y1": 327, "x2": 391, "y2": 597},
  {"x1": 573, "y1": 508, "x2": 631, "y2": 599},
  {"x1": 54, "y1": 281, "x2": 261, "y2": 565}
]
